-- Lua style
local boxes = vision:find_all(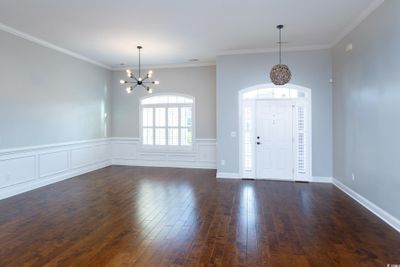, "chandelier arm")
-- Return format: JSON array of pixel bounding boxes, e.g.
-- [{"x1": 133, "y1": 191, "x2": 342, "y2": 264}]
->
[{"x1": 128, "y1": 74, "x2": 139, "y2": 82}]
